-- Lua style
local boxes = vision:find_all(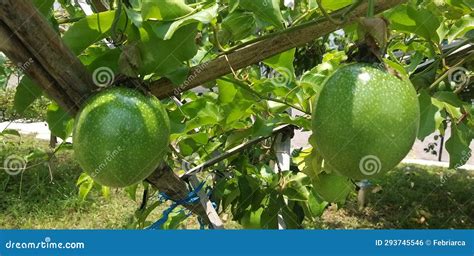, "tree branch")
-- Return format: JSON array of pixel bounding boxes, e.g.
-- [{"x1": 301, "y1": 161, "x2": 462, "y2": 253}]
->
[{"x1": 150, "y1": 0, "x2": 407, "y2": 100}]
